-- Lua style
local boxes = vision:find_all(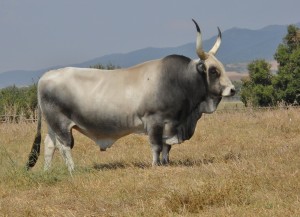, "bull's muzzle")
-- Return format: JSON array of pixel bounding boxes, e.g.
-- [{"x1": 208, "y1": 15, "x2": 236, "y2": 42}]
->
[{"x1": 222, "y1": 85, "x2": 236, "y2": 97}]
